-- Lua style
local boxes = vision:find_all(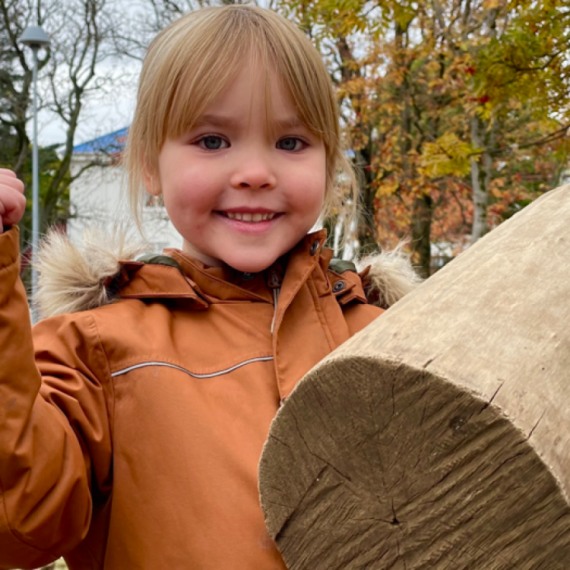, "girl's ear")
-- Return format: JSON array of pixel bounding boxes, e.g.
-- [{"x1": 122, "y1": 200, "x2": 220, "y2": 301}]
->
[{"x1": 143, "y1": 162, "x2": 161, "y2": 196}]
